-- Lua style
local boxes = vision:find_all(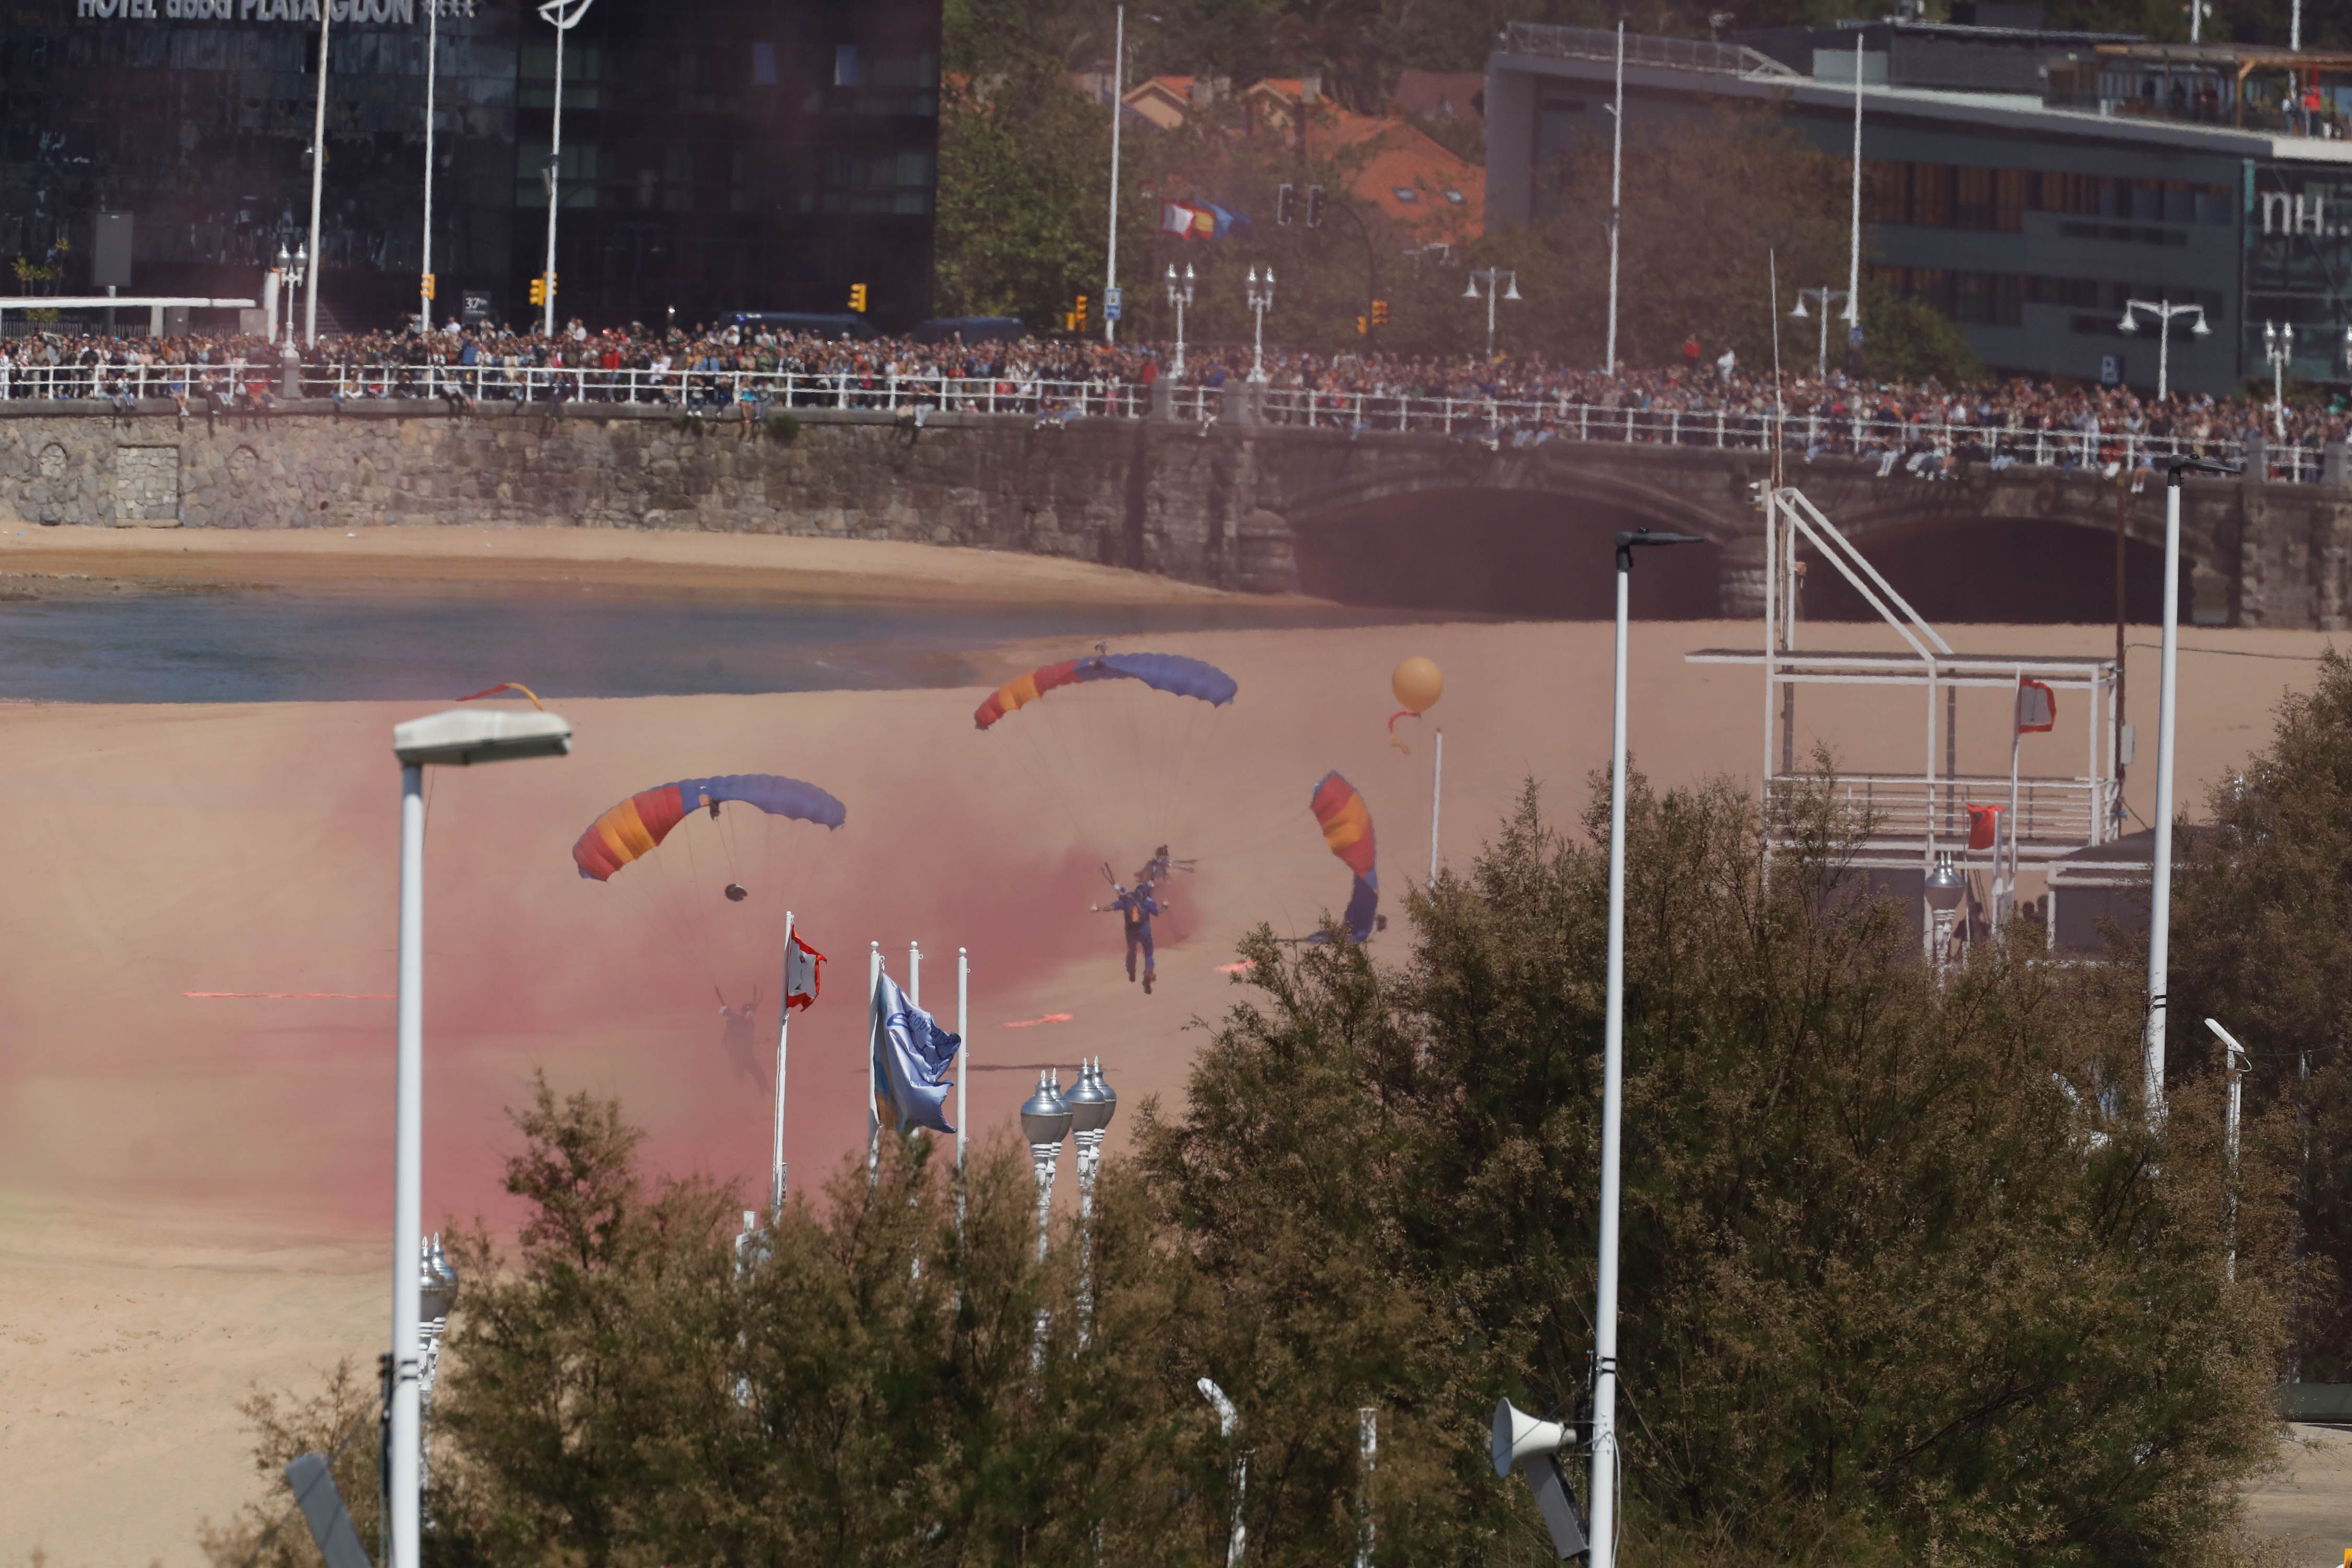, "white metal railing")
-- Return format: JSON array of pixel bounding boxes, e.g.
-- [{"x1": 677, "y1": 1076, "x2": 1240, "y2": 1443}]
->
[
  {"x1": 0, "y1": 361, "x2": 2324, "y2": 483},
  {"x1": 1769, "y1": 772, "x2": 2112, "y2": 850}
]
